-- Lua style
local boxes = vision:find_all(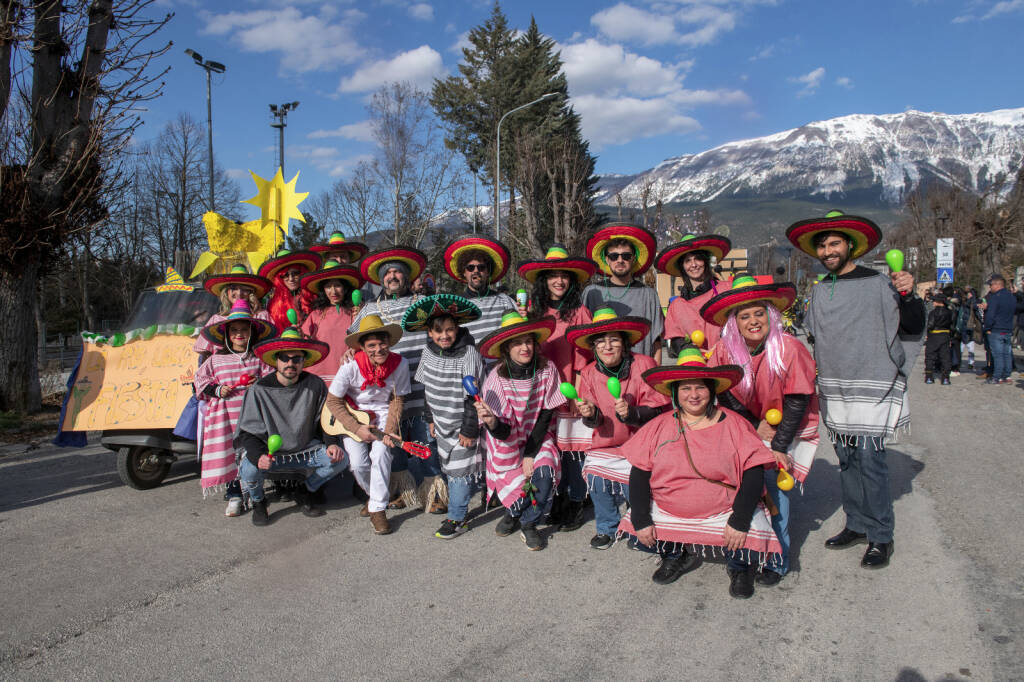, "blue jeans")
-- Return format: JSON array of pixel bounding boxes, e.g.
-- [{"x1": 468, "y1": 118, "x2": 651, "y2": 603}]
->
[
  {"x1": 390, "y1": 415, "x2": 442, "y2": 483},
  {"x1": 238, "y1": 445, "x2": 349, "y2": 503},
  {"x1": 589, "y1": 475, "x2": 629, "y2": 536},
  {"x1": 447, "y1": 475, "x2": 479, "y2": 522},
  {"x1": 557, "y1": 451, "x2": 586, "y2": 502},
  {"x1": 509, "y1": 466, "x2": 554, "y2": 527},
  {"x1": 726, "y1": 548, "x2": 781, "y2": 572},
  {"x1": 989, "y1": 330, "x2": 1013, "y2": 380},
  {"x1": 833, "y1": 438, "x2": 894, "y2": 543},
  {"x1": 765, "y1": 474, "x2": 791, "y2": 574}
]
